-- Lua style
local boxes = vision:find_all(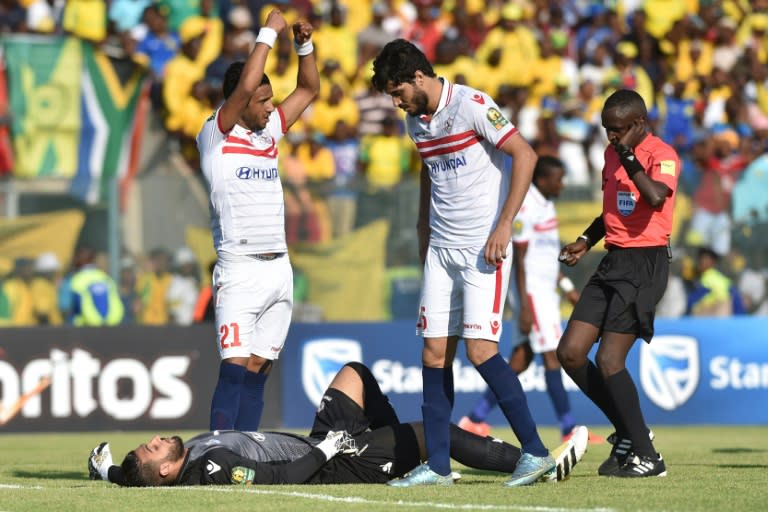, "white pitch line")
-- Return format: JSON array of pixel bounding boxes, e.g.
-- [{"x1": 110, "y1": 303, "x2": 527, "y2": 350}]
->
[
  {"x1": 152, "y1": 485, "x2": 615, "y2": 512},
  {"x1": 1, "y1": 483, "x2": 614, "y2": 512}
]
